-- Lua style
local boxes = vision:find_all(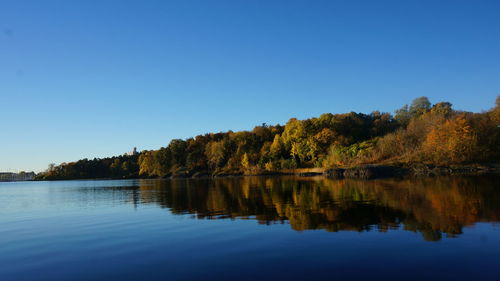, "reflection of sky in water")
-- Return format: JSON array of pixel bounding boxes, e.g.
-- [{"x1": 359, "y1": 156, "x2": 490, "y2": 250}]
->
[{"x1": 0, "y1": 176, "x2": 499, "y2": 281}]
